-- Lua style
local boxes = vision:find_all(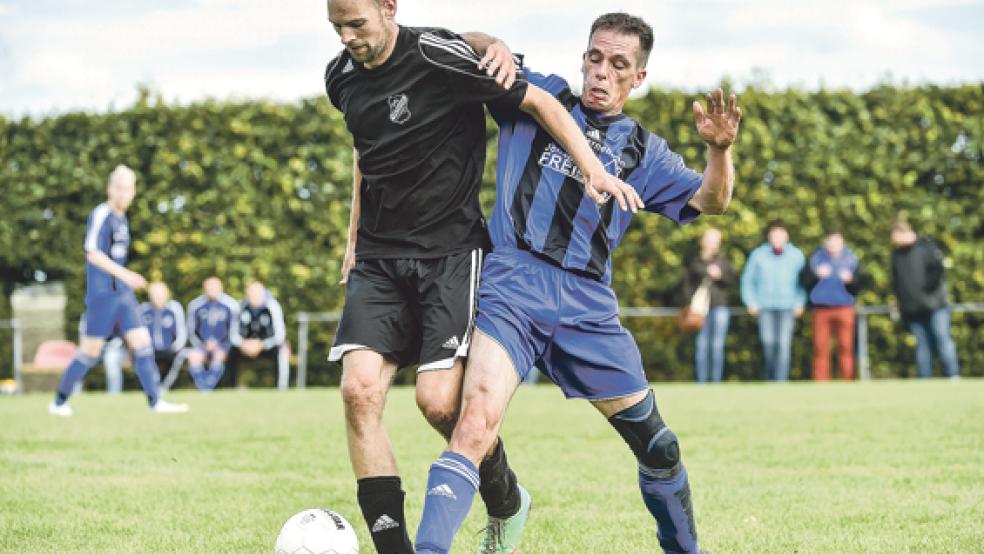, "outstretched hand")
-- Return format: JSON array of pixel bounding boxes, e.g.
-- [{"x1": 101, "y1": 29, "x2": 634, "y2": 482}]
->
[{"x1": 693, "y1": 88, "x2": 741, "y2": 150}]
